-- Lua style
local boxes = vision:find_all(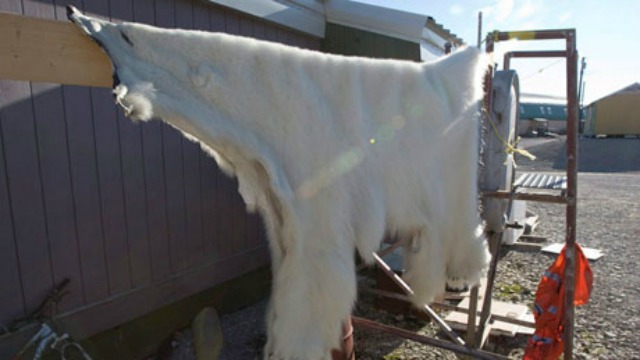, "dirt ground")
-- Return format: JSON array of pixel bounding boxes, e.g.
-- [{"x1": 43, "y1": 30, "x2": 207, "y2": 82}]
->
[{"x1": 161, "y1": 136, "x2": 640, "y2": 360}]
